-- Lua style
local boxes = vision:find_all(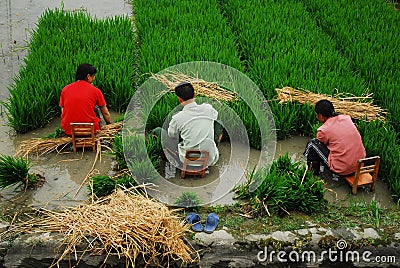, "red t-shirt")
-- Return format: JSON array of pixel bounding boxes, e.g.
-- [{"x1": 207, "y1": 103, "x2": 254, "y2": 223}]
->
[
  {"x1": 317, "y1": 114, "x2": 366, "y2": 175},
  {"x1": 59, "y1": 80, "x2": 106, "y2": 135}
]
